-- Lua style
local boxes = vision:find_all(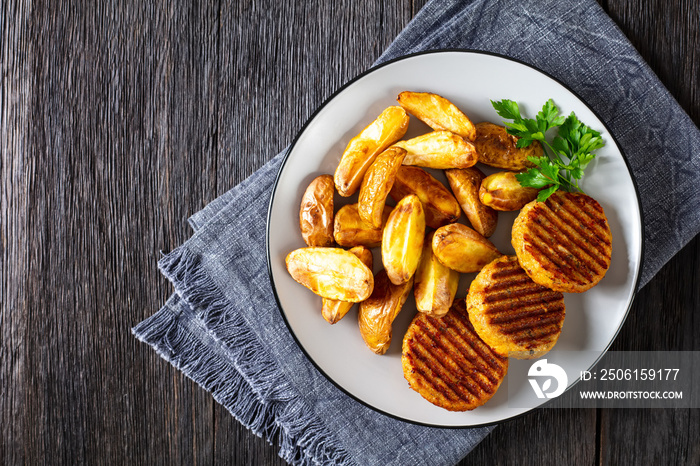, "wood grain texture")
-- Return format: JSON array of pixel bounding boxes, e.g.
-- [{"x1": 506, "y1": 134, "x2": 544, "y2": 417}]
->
[{"x1": 0, "y1": 0, "x2": 697, "y2": 465}]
